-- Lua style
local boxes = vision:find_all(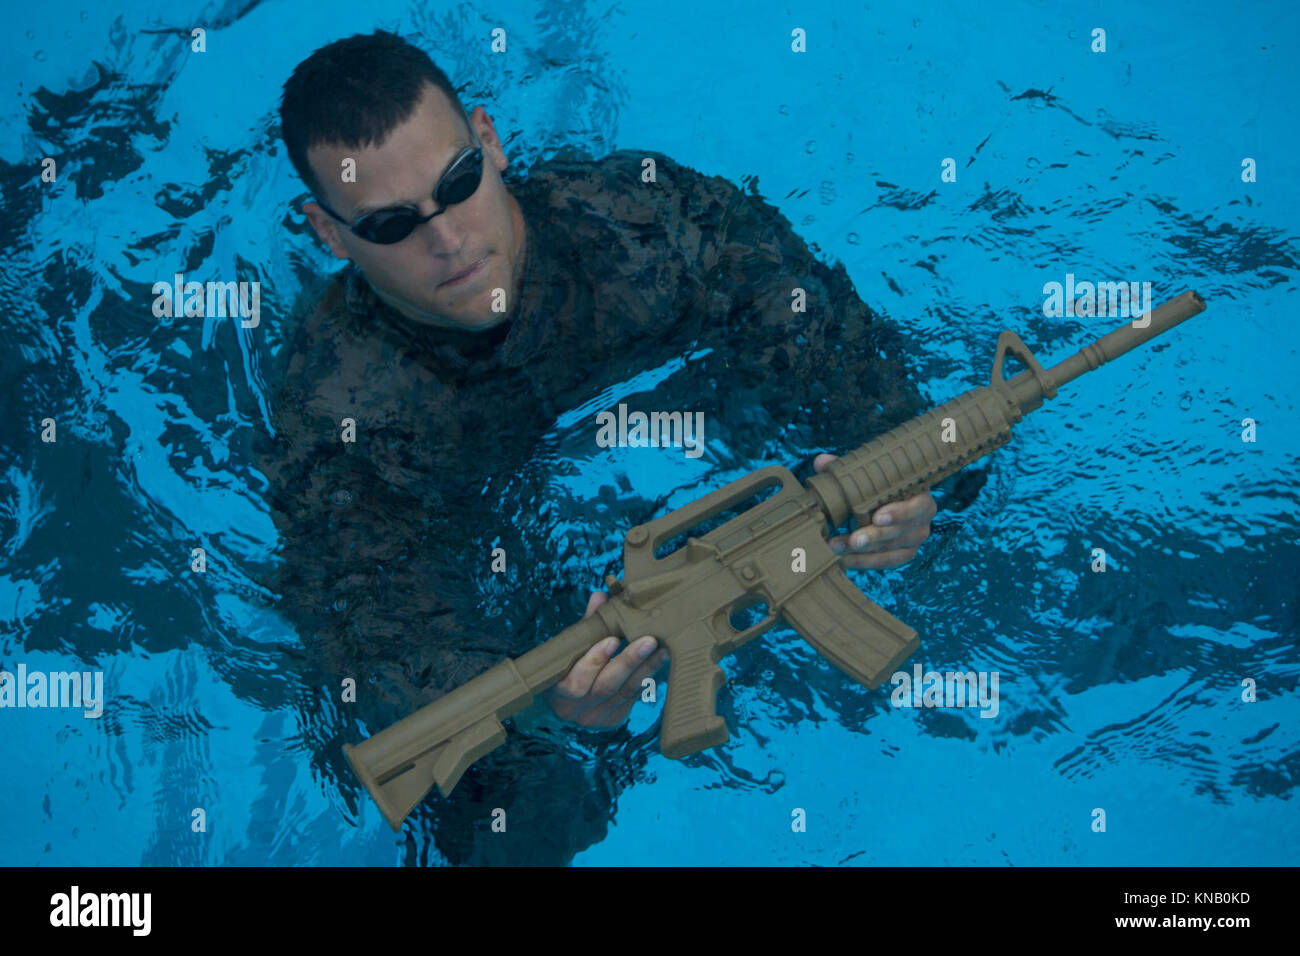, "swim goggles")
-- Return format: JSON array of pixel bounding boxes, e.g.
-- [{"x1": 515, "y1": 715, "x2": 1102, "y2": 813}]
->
[{"x1": 316, "y1": 131, "x2": 485, "y2": 244}]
